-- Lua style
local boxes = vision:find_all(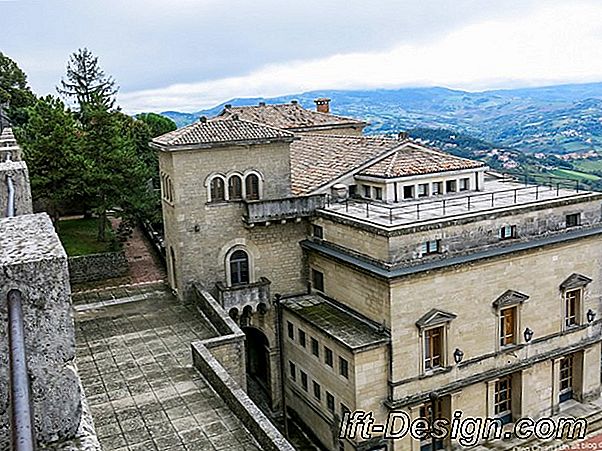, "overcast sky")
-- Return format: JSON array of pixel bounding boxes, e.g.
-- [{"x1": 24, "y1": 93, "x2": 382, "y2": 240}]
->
[{"x1": 2, "y1": 0, "x2": 602, "y2": 113}]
